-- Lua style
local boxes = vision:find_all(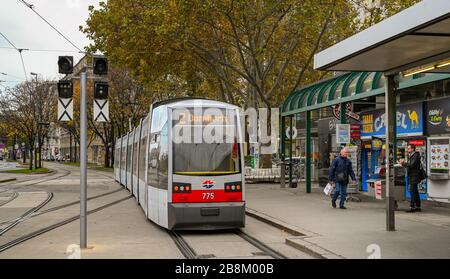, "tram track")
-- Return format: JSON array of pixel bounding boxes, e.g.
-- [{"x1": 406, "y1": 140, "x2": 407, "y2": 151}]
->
[
  {"x1": 0, "y1": 195, "x2": 133, "y2": 253},
  {"x1": 0, "y1": 164, "x2": 123, "y2": 234},
  {"x1": 3, "y1": 168, "x2": 71, "y2": 189},
  {"x1": 0, "y1": 191, "x2": 54, "y2": 236},
  {"x1": 233, "y1": 229, "x2": 288, "y2": 259},
  {"x1": 168, "y1": 230, "x2": 198, "y2": 259},
  {"x1": 0, "y1": 191, "x2": 19, "y2": 207},
  {"x1": 168, "y1": 229, "x2": 288, "y2": 259},
  {"x1": 0, "y1": 188, "x2": 124, "y2": 232}
]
